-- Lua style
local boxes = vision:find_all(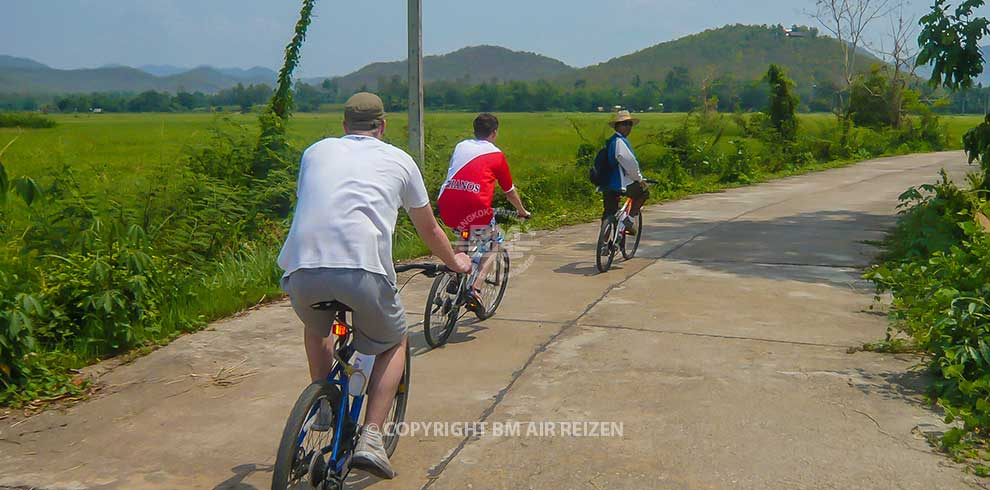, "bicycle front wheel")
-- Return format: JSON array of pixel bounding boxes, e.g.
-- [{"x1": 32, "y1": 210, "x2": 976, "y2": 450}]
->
[
  {"x1": 271, "y1": 381, "x2": 342, "y2": 490},
  {"x1": 621, "y1": 212, "x2": 643, "y2": 260},
  {"x1": 481, "y1": 248, "x2": 510, "y2": 318},
  {"x1": 596, "y1": 219, "x2": 617, "y2": 273},
  {"x1": 423, "y1": 273, "x2": 460, "y2": 348}
]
